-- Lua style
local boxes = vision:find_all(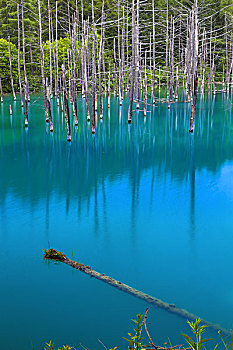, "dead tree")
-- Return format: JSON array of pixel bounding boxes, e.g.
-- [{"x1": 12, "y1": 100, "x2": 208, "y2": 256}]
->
[
  {"x1": 17, "y1": 4, "x2": 24, "y2": 106},
  {"x1": 62, "y1": 64, "x2": 71, "y2": 141},
  {"x1": 152, "y1": 0, "x2": 155, "y2": 104},
  {"x1": 0, "y1": 76, "x2": 3, "y2": 103},
  {"x1": 8, "y1": 37, "x2": 16, "y2": 101},
  {"x1": 84, "y1": 21, "x2": 90, "y2": 121},
  {"x1": 128, "y1": 0, "x2": 136, "y2": 123},
  {"x1": 46, "y1": 82, "x2": 53, "y2": 132},
  {"x1": 22, "y1": 0, "x2": 29, "y2": 101},
  {"x1": 135, "y1": 0, "x2": 140, "y2": 109},
  {"x1": 189, "y1": 0, "x2": 198, "y2": 133},
  {"x1": 38, "y1": 0, "x2": 49, "y2": 122},
  {"x1": 24, "y1": 86, "x2": 28, "y2": 127},
  {"x1": 91, "y1": 0, "x2": 96, "y2": 134}
]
